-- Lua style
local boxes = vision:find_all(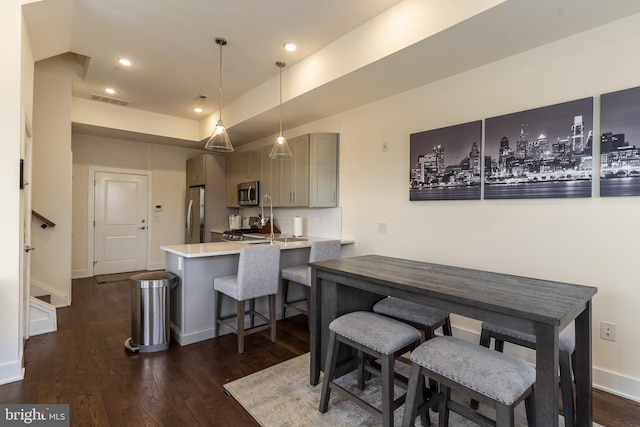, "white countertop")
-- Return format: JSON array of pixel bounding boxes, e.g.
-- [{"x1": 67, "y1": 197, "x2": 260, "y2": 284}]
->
[{"x1": 161, "y1": 236, "x2": 354, "y2": 258}]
